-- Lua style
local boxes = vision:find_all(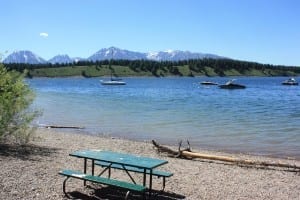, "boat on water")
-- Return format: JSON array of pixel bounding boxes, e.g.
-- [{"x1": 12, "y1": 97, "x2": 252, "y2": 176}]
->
[
  {"x1": 100, "y1": 49, "x2": 126, "y2": 86},
  {"x1": 281, "y1": 78, "x2": 298, "y2": 85},
  {"x1": 100, "y1": 73, "x2": 126, "y2": 85},
  {"x1": 219, "y1": 79, "x2": 246, "y2": 89},
  {"x1": 200, "y1": 81, "x2": 218, "y2": 85},
  {"x1": 100, "y1": 78, "x2": 126, "y2": 85}
]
